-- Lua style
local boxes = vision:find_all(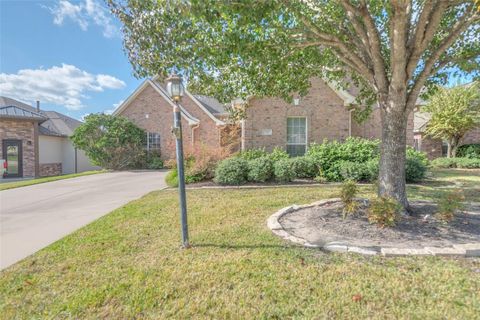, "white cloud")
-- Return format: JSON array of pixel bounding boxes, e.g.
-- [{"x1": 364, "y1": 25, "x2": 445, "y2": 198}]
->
[
  {"x1": 49, "y1": 0, "x2": 119, "y2": 38},
  {"x1": 97, "y1": 75, "x2": 125, "y2": 89},
  {"x1": 0, "y1": 64, "x2": 126, "y2": 110},
  {"x1": 103, "y1": 99, "x2": 124, "y2": 115}
]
